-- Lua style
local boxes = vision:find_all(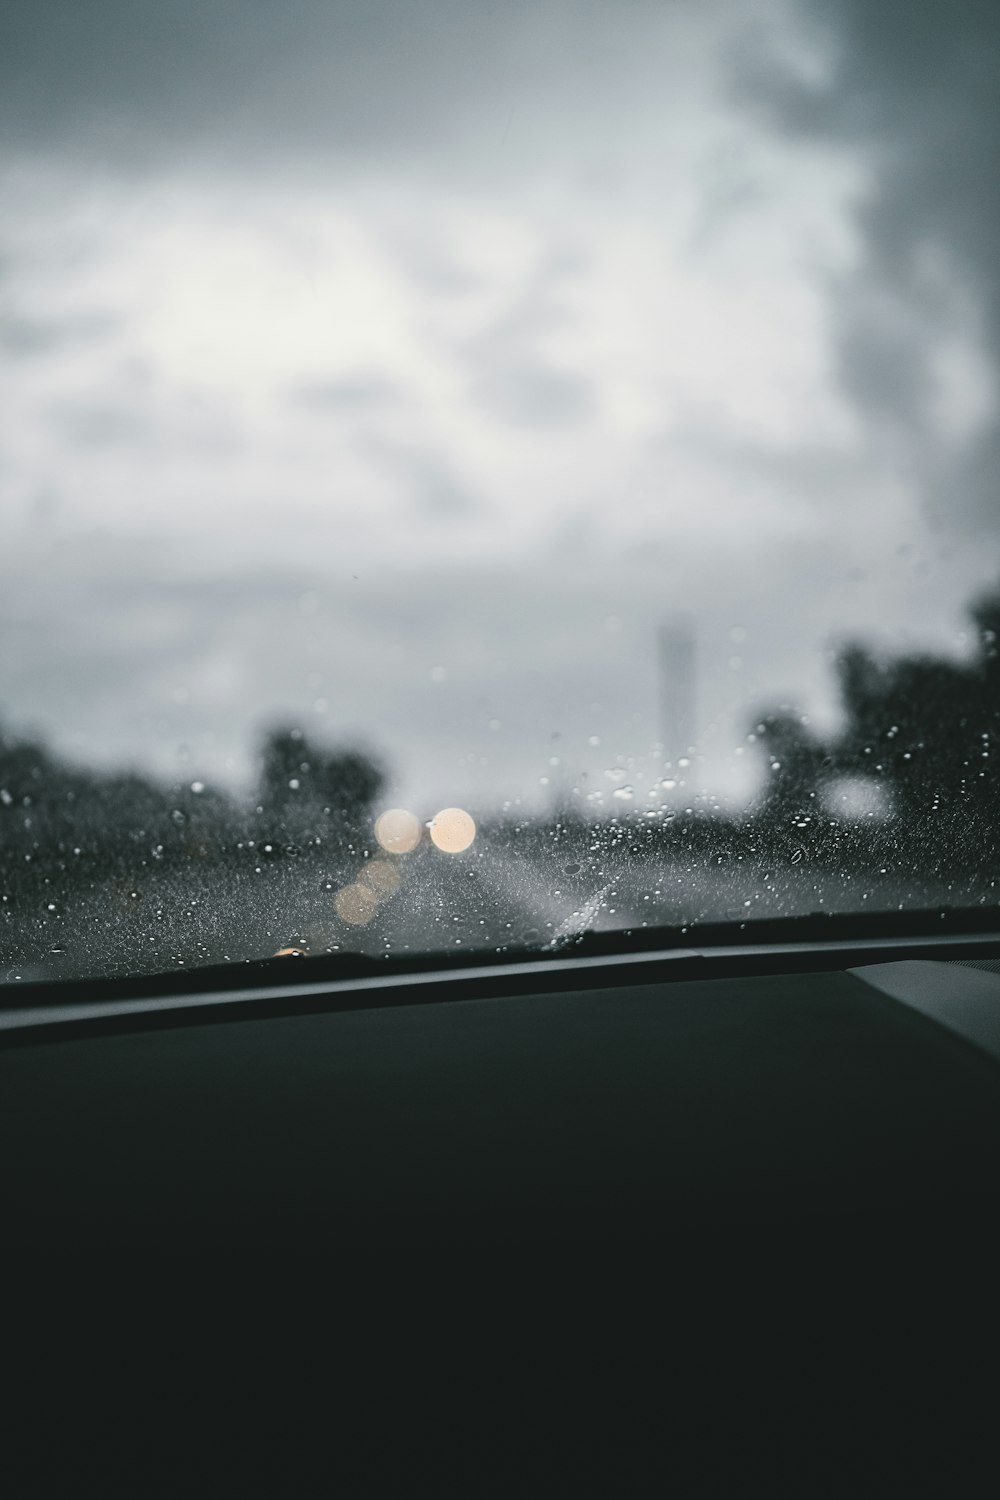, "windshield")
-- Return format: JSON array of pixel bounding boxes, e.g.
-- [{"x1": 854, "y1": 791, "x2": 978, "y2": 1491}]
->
[{"x1": 2, "y1": 1, "x2": 999, "y2": 985}]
